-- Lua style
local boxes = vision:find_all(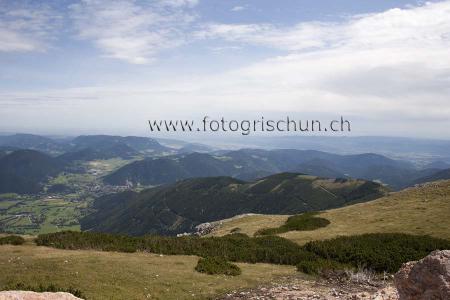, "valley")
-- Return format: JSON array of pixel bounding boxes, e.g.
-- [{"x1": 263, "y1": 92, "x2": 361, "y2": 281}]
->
[{"x1": 0, "y1": 157, "x2": 141, "y2": 235}]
